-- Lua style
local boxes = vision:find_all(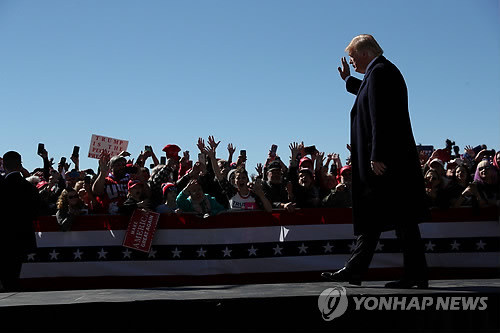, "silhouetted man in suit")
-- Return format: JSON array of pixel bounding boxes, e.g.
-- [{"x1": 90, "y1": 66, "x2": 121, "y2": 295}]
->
[
  {"x1": 0, "y1": 151, "x2": 39, "y2": 291},
  {"x1": 322, "y1": 35, "x2": 430, "y2": 288}
]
